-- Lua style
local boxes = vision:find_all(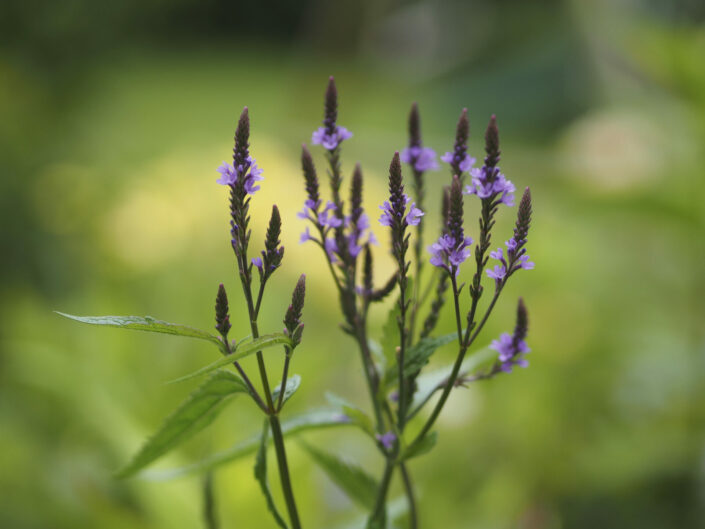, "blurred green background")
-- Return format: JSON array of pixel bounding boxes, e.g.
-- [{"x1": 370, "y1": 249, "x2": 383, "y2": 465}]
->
[{"x1": 2, "y1": 0, "x2": 704, "y2": 527}]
